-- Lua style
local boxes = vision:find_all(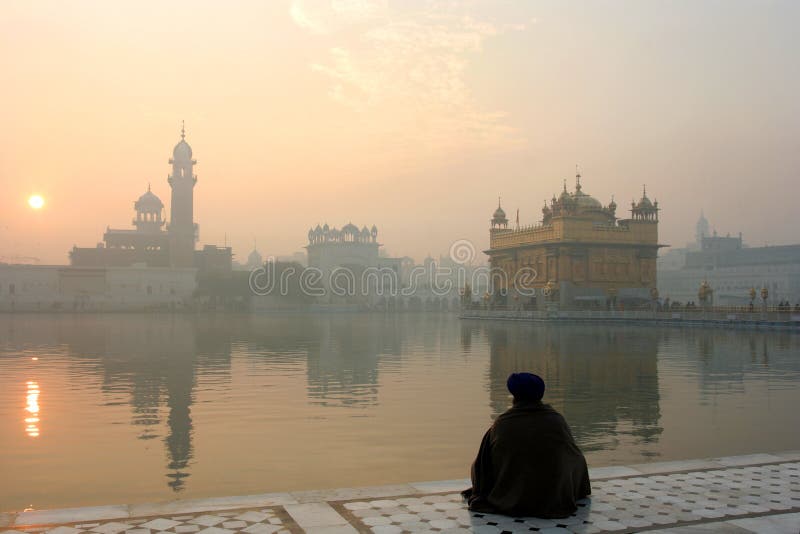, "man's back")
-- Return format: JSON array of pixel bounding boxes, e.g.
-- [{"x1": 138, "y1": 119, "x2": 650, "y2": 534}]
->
[
  {"x1": 467, "y1": 399, "x2": 591, "y2": 518},
  {"x1": 465, "y1": 372, "x2": 591, "y2": 517}
]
